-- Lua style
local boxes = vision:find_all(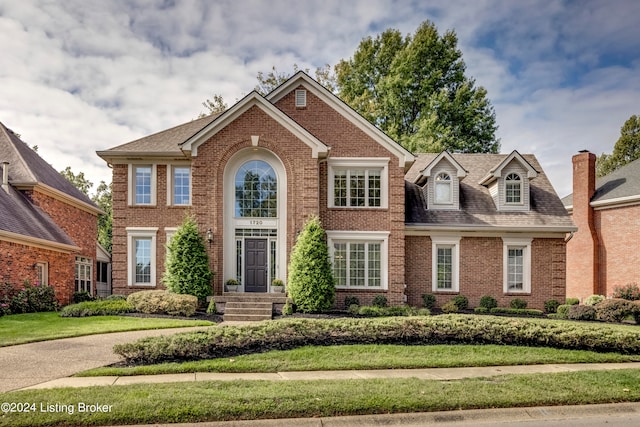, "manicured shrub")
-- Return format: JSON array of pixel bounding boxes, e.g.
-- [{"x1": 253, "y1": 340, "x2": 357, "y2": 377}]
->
[
  {"x1": 282, "y1": 300, "x2": 294, "y2": 316},
  {"x1": 565, "y1": 298, "x2": 580, "y2": 306},
  {"x1": 163, "y1": 215, "x2": 214, "y2": 303},
  {"x1": 510, "y1": 298, "x2": 528, "y2": 309},
  {"x1": 206, "y1": 299, "x2": 217, "y2": 315},
  {"x1": 372, "y1": 295, "x2": 388, "y2": 308},
  {"x1": 584, "y1": 295, "x2": 605, "y2": 306},
  {"x1": 567, "y1": 305, "x2": 597, "y2": 321},
  {"x1": 8, "y1": 281, "x2": 58, "y2": 314},
  {"x1": 479, "y1": 295, "x2": 498, "y2": 310},
  {"x1": 114, "y1": 315, "x2": 640, "y2": 365},
  {"x1": 421, "y1": 293, "x2": 436, "y2": 309},
  {"x1": 287, "y1": 216, "x2": 335, "y2": 313},
  {"x1": 595, "y1": 299, "x2": 638, "y2": 323},
  {"x1": 544, "y1": 299, "x2": 560, "y2": 313},
  {"x1": 73, "y1": 291, "x2": 95, "y2": 303},
  {"x1": 105, "y1": 294, "x2": 127, "y2": 301},
  {"x1": 60, "y1": 300, "x2": 134, "y2": 317},
  {"x1": 451, "y1": 295, "x2": 468, "y2": 310},
  {"x1": 356, "y1": 305, "x2": 429, "y2": 317},
  {"x1": 127, "y1": 290, "x2": 198, "y2": 317},
  {"x1": 474, "y1": 307, "x2": 489, "y2": 313},
  {"x1": 344, "y1": 296, "x2": 360, "y2": 308},
  {"x1": 441, "y1": 300, "x2": 459, "y2": 313},
  {"x1": 489, "y1": 308, "x2": 544, "y2": 316},
  {"x1": 612, "y1": 283, "x2": 640, "y2": 301},
  {"x1": 555, "y1": 304, "x2": 571, "y2": 319},
  {"x1": 634, "y1": 301, "x2": 640, "y2": 325}
]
